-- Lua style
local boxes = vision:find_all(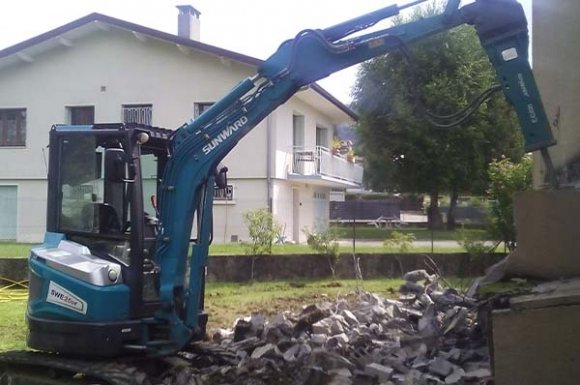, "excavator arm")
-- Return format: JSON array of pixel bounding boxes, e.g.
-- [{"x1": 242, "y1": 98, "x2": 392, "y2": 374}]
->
[{"x1": 154, "y1": 0, "x2": 555, "y2": 351}]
